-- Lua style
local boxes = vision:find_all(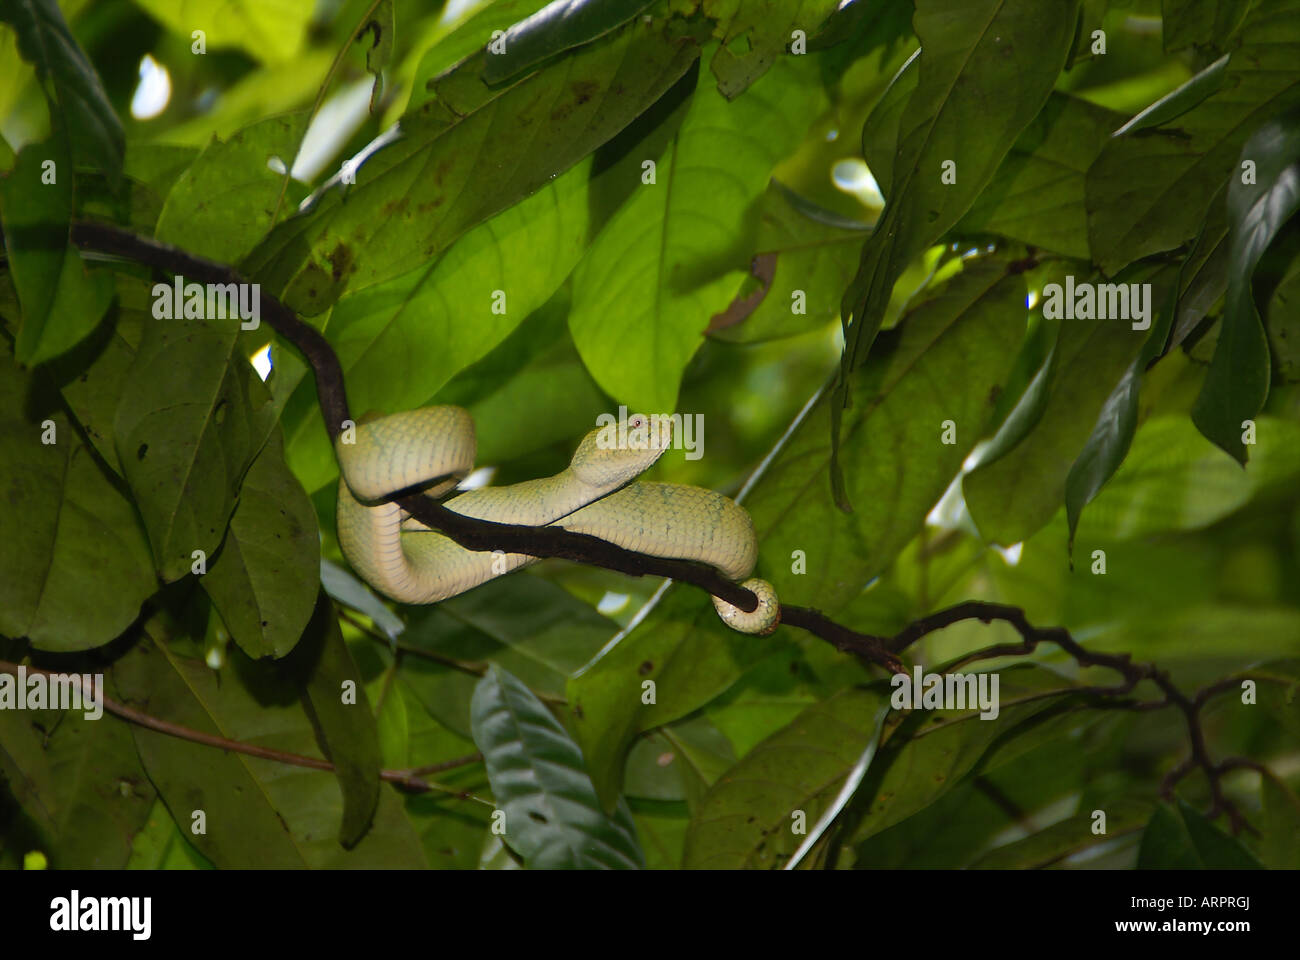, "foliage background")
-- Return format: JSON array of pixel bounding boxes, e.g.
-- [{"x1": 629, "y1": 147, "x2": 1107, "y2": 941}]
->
[{"x1": 0, "y1": 0, "x2": 1298, "y2": 870}]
